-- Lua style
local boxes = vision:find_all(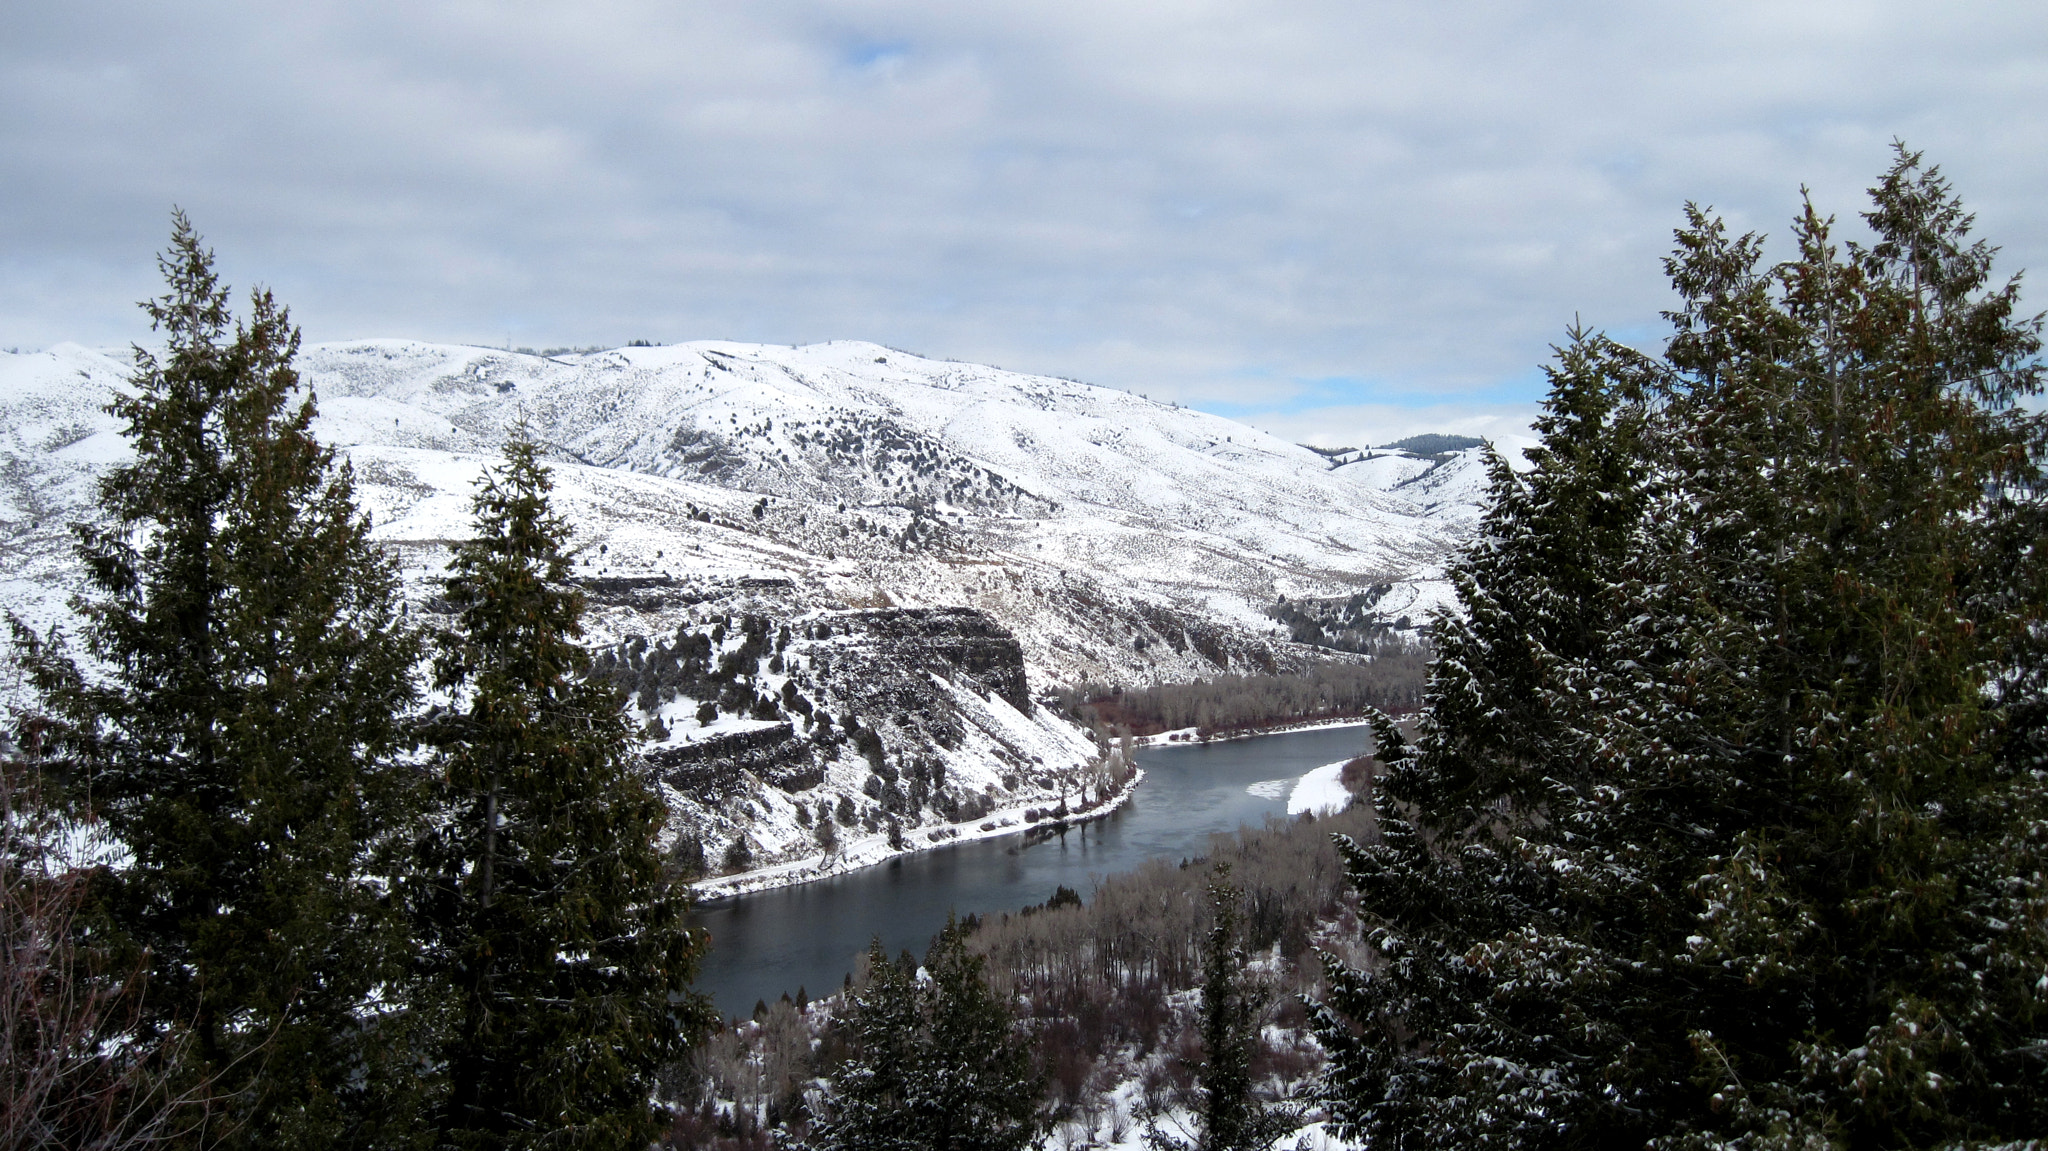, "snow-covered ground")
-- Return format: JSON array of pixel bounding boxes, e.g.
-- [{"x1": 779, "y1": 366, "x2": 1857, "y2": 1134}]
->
[
  {"x1": 692, "y1": 767, "x2": 1144, "y2": 899},
  {"x1": 2, "y1": 338, "x2": 1497, "y2": 688},
  {"x1": 1240, "y1": 757, "x2": 1358, "y2": 816},
  {"x1": 1287, "y1": 760, "x2": 1355, "y2": 816},
  {"x1": 1030, "y1": 957, "x2": 1364, "y2": 1150},
  {"x1": 1050, "y1": 1113, "x2": 1360, "y2": 1151}
]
